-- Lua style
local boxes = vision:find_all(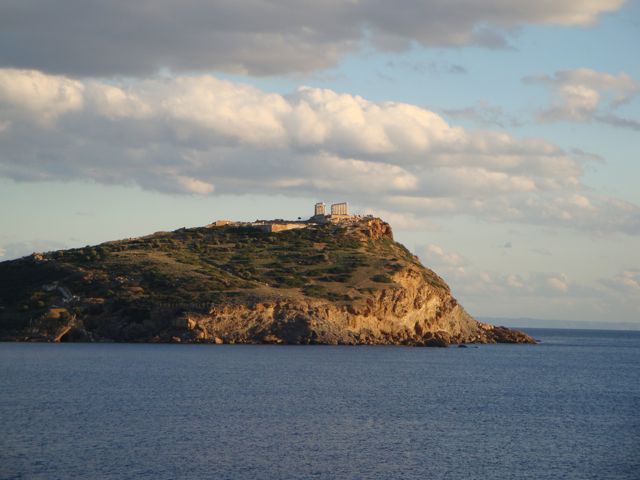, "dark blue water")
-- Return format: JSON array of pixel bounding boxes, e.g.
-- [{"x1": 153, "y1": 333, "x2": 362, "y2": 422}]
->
[{"x1": 1, "y1": 329, "x2": 639, "y2": 480}]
